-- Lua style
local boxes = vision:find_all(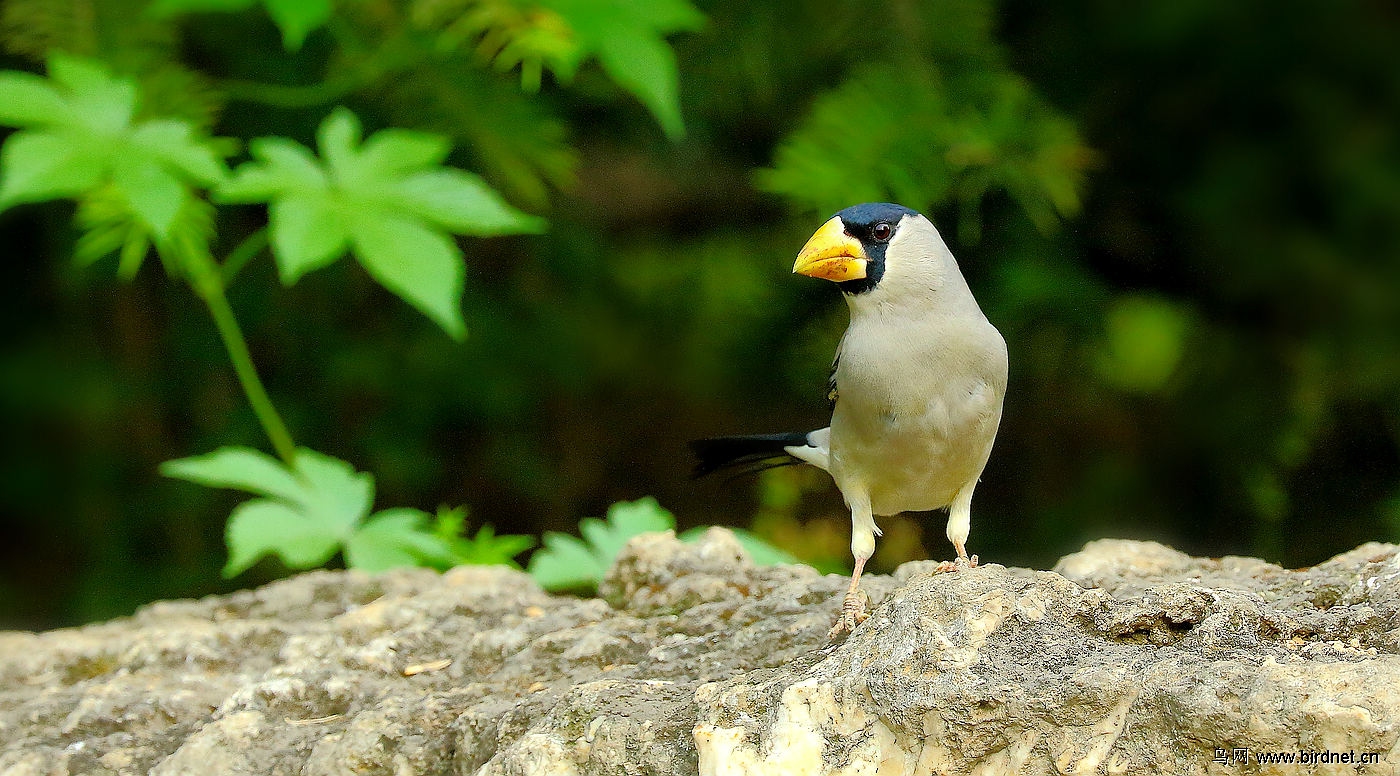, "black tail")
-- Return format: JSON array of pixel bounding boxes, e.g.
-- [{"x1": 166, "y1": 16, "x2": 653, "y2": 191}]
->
[{"x1": 688, "y1": 432, "x2": 810, "y2": 479}]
